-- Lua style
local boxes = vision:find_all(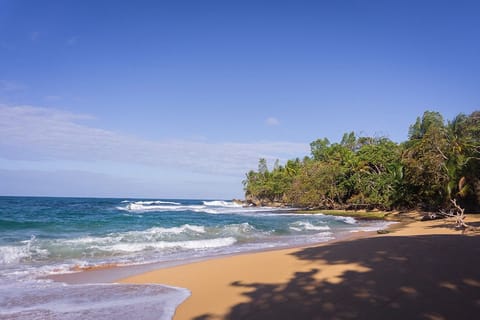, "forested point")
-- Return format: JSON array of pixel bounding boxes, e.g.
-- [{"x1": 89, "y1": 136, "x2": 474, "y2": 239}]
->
[{"x1": 243, "y1": 111, "x2": 480, "y2": 212}]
